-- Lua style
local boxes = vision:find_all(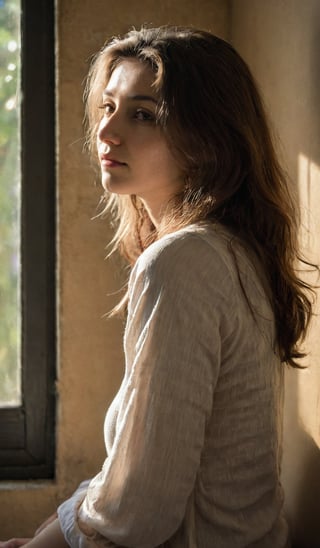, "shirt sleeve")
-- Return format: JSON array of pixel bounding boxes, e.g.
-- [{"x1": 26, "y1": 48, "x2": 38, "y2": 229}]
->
[{"x1": 58, "y1": 232, "x2": 234, "y2": 548}]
